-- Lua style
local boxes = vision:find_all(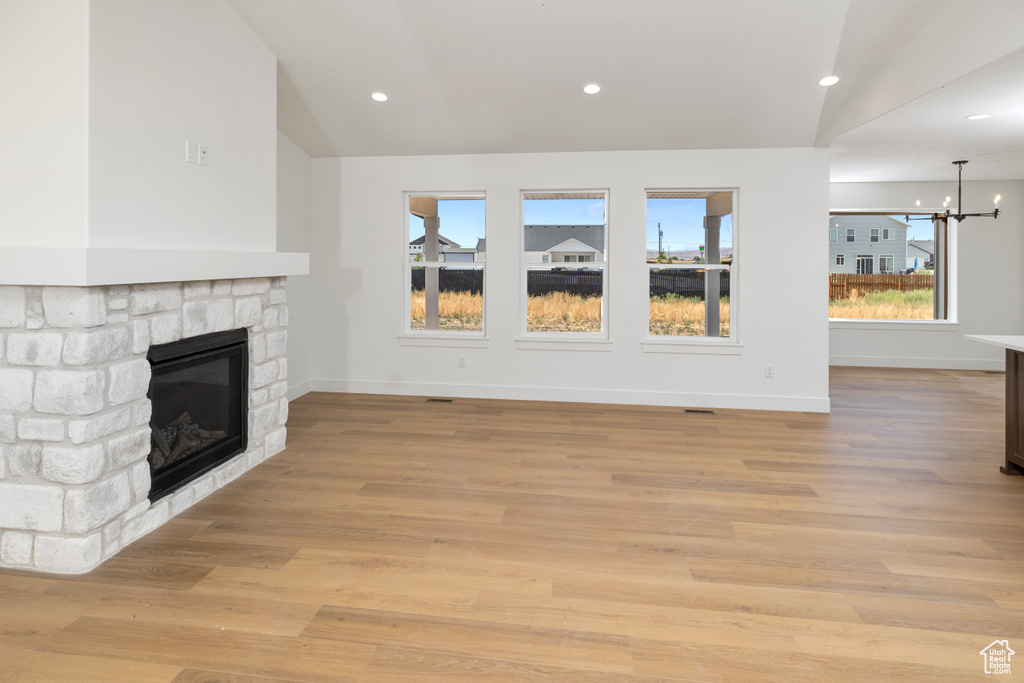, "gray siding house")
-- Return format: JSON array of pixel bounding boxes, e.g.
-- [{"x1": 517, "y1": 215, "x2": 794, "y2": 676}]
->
[
  {"x1": 409, "y1": 234, "x2": 476, "y2": 262},
  {"x1": 829, "y1": 214, "x2": 909, "y2": 274},
  {"x1": 524, "y1": 225, "x2": 605, "y2": 264},
  {"x1": 907, "y1": 240, "x2": 934, "y2": 270}
]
